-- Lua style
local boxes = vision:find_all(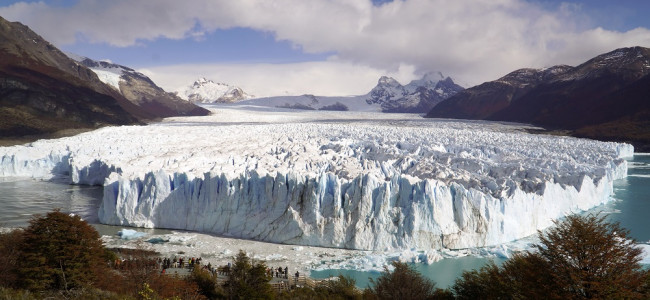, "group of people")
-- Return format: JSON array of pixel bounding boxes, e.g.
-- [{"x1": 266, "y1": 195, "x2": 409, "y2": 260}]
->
[
  {"x1": 156, "y1": 256, "x2": 302, "y2": 282},
  {"x1": 269, "y1": 266, "x2": 289, "y2": 279},
  {"x1": 267, "y1": 266, "x2": 300, "y2": 280},
  {"x1": 159, "y1": 256, "x2": 203, "y2": 269}
]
